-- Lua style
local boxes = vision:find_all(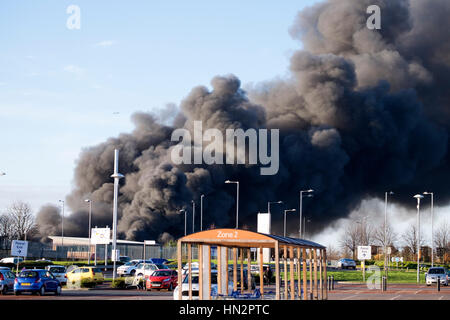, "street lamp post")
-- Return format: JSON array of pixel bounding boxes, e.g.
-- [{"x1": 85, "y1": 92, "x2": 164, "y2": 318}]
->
[
  {"x1": 284, "y1": 209, "x2": 296, "y2": 237},
  {"x1": 180, "y1": 209, "x2": 187, "y2": 236},
  {"x1": 423, "y1": 192, "x2": 434, "y2": 267},
  {"x1": 191, "y1": 200, "x2": 195, "y2": 234},
  {"x1": 384, "y1": 191, "x2": 394, "y2": 275},
  {"x1": 200, "y1": 194, "x2": 205, "y2": 231},
  {"x1": 299, "y1": 190, "x2": 314, "y2": 238},
  {"x1": 225, "y1": 180, "x2": 239, "y2": 229},
  {"x1": 58, "y1": 200, "x2": 65, "y2": 257},
  {"x1": 414, "y1": 194, "x2": 424, "y2": 283},
  {"x1": 111, "y1": 149, "x2": 124, "y2": 282},
  {"x1": 85, "y1": 199, "x2": 93, "y2": 265}
]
